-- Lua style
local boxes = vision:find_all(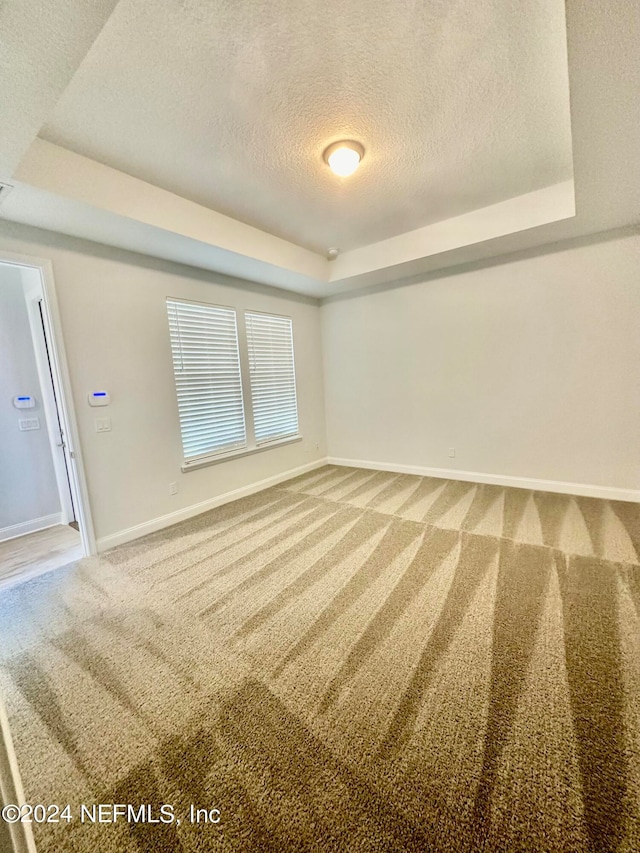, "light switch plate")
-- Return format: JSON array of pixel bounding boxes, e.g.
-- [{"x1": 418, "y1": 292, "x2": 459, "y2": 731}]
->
[
  {"x1": 95, "y1": 418, "x2": 112, "y2": 433},
  {"x1": 19, "y1": 418, "x2": 40, "y2": 431}
]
